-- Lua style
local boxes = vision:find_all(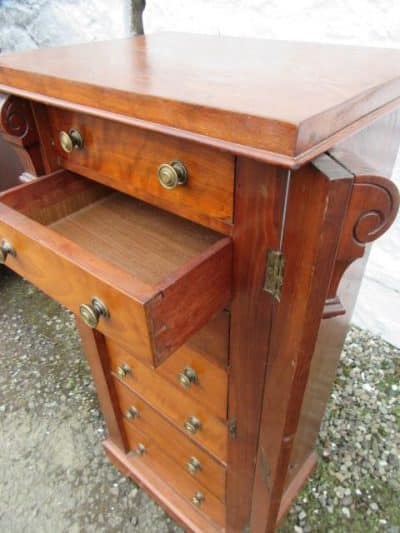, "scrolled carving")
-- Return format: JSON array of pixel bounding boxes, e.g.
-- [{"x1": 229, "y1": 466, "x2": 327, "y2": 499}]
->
[
  {"x1": 0, "y1": 93, "x2": 37, "y2": 146},
  {"x1": 326, "y1": 175, "x2": 399, "y2": 310},
  {"x1": 350, "y1": 176, "x2": 398, "y2": 246},
  {"x1": 0, "y1": 92, "x2": 44, "y2": 175}
]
